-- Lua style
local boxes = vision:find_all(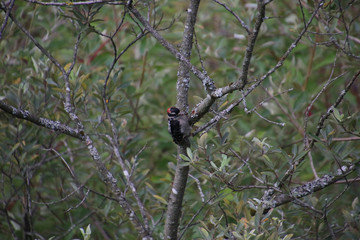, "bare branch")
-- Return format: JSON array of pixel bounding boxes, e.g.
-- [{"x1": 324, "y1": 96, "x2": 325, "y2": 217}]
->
[
  {"x1": 23, "y1": 0, "x2": 125, "y2": 6},
  {"x1": 308, "y1": 151, "x2": 319, "y2": 179},
  {"x1": 332, "y1": 40, "x2": 360, "y2": 60},
  {"x1": 238, "y1": 0, "x2": 266, "y2": 87},
  {"x1": 176, "y1": 1, "x2": 200, "y2": 112},
  {"x1": 0, "y1": 0, "x2": 15, "y2": 40},
  {"x1": 323, "y1": 206, "x2": 336, "y2": 240},
  {"x1": 32, "y1": 174, "x2": 92, "y2": 205},
  {"x1": 303, "y1": 57, "x2": 343, "y2": 145},
  {"x1": 65, "y1": 189, "x2": 90, "y2": 213},
  {"x1": 103, "y1": 31, "x2": 147, "y2": 101},
  {"x1": 219, "y1": 1, "x2": 323, "y2": 97},
  {"x1": 189, "y1": 174, "x2": 205, "y2": 202},
  {"x1": 63, "y1": 31, "x2": 84, "y2": 130},
  {"x1": 0, "y1": 100, "x2": 85, "y2": 140},
  {"x1": 3, "y1": 208, "x2": 19, "y2": 240},
  {"x1": 262, "y1": 161, "x2": 360, "y2": 213},
  {"x1": 315, "y1": 70, "x2": 360, "y2": 137},
  {"x1": 253, "y1": 110, "x2": 285, "y2": 127}
]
